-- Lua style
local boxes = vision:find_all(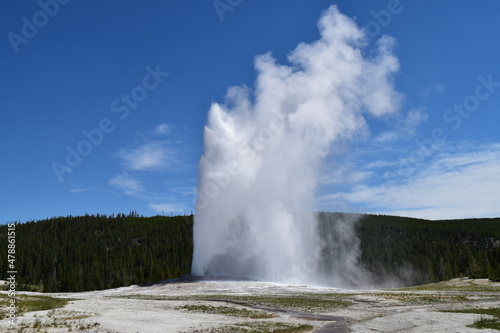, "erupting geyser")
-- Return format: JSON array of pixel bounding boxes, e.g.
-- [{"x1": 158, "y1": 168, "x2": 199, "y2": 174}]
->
[{"x1": 192, "y1": 6, "x2": 401, "y2": 285}]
